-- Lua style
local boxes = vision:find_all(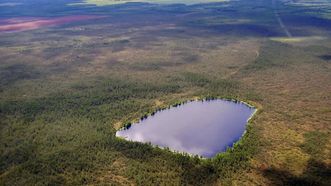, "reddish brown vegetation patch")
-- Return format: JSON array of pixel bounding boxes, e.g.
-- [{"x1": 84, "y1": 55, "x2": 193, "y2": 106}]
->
[{"x1": 0, "y1": 15, "x2": 105, "y2": 32}]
